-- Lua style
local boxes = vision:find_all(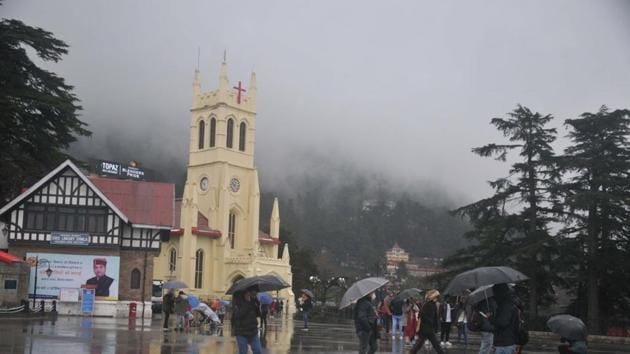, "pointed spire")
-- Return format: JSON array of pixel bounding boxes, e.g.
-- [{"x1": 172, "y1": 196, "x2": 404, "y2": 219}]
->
[
  {"x1": 270, "y1": 197, "x2": 280, "y2": 238},
  {"x1": 282, "y1": 244, "x2": 290, "y2": 262},
  {"x1": 249, "y1": 71, "x2": 257, "y2": 100},
  {"x1": 192, "y1": 68, "x2": 201, "y2": 102},
  {"x1": 219, "y1": 53, "x2": 229, "y2": 90}
]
